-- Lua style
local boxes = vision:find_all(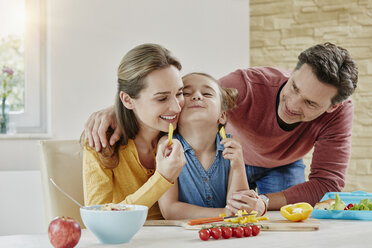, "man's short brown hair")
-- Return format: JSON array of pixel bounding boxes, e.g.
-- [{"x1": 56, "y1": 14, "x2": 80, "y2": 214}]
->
[{"x1": 295, "y1": 42, "x2": 358, "y2": 105}]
